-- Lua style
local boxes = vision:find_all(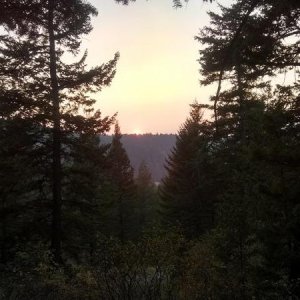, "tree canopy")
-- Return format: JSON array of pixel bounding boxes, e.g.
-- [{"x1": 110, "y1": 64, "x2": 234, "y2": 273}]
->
[{"x1": 0, "y1": 0, "x2": 299, "y2": 298}]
